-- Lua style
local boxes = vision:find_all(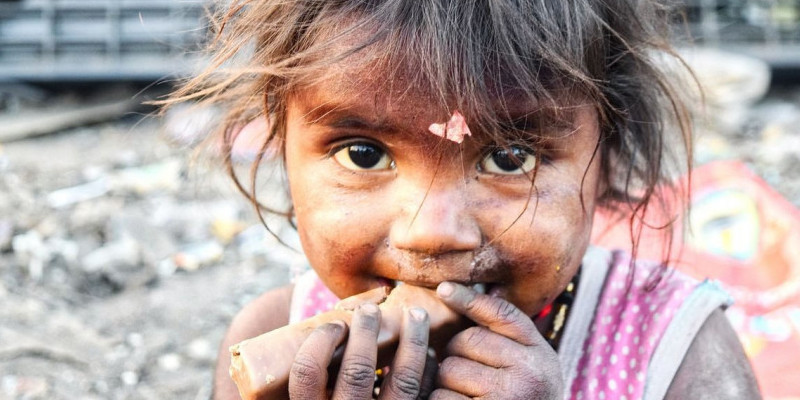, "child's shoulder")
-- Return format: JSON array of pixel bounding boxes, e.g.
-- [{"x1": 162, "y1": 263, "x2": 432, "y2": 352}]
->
[
  {"x1": 229, "y1": 284, "x2": 294, "y2": 337},
  {"x1": 570, "y1": 247, "x2": 760, "y2": 399},
  {"x1": 213, "y1": 284, "x2": 294, "y2": 399},
  {"x1": 664, "y1": 307, "x2": 761, "y2": 399},
  {"x1": 220, "y1": 284, "x2": 294, "y2": 362}
]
